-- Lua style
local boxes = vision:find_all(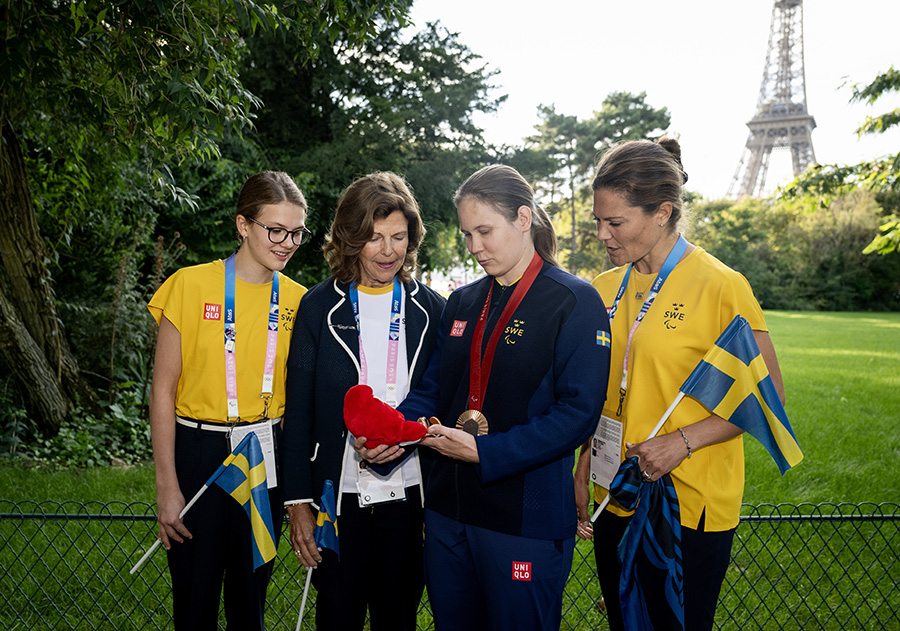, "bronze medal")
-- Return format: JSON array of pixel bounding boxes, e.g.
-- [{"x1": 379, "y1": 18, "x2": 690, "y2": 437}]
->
[
  {"x1": 456, "y1": 409, "x2": 489, "y2": 436},
  {"x1": 461, "y1": 252, "x2": 542, "y2": 440}
]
